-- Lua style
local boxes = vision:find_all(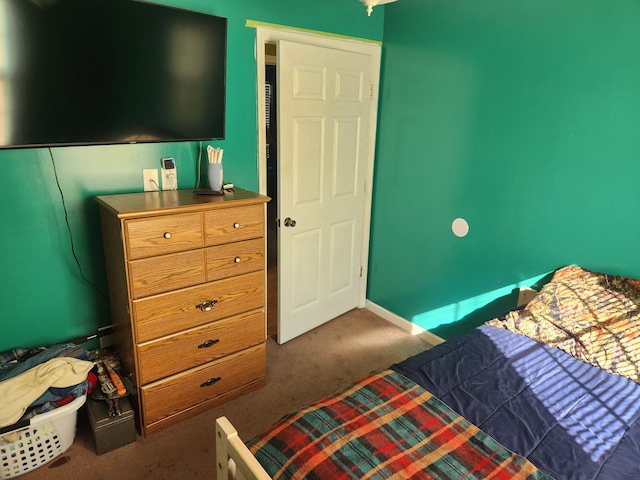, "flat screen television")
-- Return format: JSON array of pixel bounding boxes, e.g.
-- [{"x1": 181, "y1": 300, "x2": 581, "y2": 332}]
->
[{"x1": 0, "y1": 0, "x2": 227, "y2": 149}]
